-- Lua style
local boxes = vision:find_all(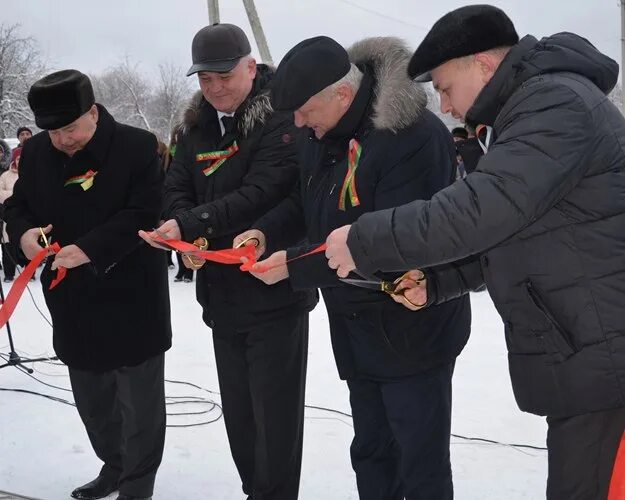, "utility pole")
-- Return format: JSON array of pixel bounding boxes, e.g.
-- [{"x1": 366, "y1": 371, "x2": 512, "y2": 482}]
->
[
  {"x1": 242, "y1": 0, "x2": 273, "y2": 64},
  {"x1": 621, "y1": 1, "x2": 625, "y2": 113},
  {"x1": 205, "y1": 0, "x2": 273, "y2": 65},
  {"x1": 207, "y1": 0, "x2": 220, "y2": 24}
]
